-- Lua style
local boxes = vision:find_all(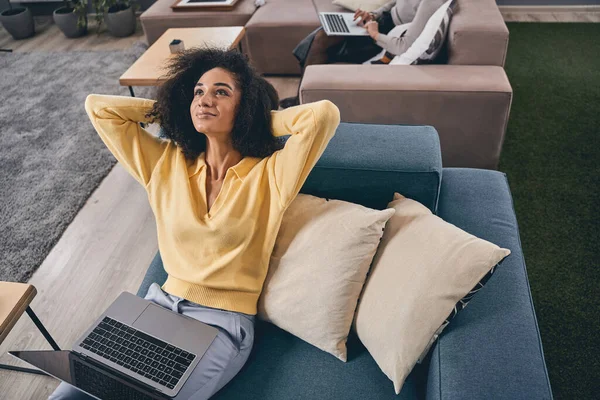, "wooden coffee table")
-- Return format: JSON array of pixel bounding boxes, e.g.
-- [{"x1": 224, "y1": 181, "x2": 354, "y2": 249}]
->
[{"x1": 119, "y1": 26, "x2": 246, "y2": 97}]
